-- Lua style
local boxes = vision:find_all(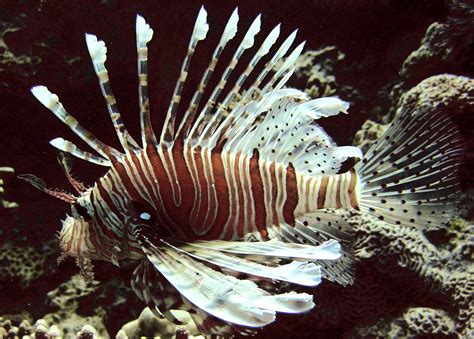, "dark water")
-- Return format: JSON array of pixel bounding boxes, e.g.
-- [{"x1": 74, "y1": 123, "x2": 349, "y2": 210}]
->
[{"x1": 0, "y1": 0, "x2": 472, "y2": 338}]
